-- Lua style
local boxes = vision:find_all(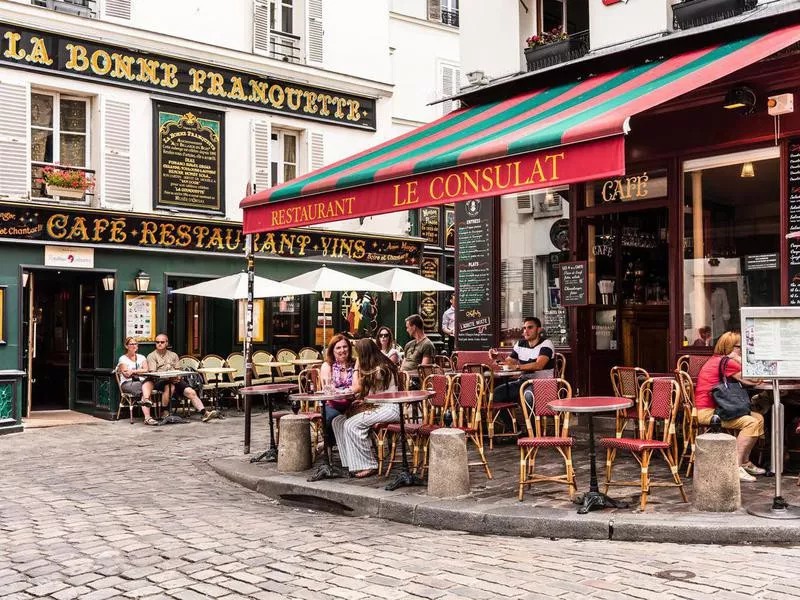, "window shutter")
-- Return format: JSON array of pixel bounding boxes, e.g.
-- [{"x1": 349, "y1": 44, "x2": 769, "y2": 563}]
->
[
  {"x1": 100, "y1": 98, "x2": 131, "y2": 208},
  {"x1": 104, "y1": 0, "x2": 131, "y2": 19},
  {"x1": 253, "y1": 0, "x2": 271, "y2": 53},
  {"x1": 428, "y1": 0, "x2": 441, "y2": 21},
  {"x1": 309, "y1": 131, "x2": 324, "y2": 172},
  {"x1": 306, "y1": 0, "x2": 324, "y2": 64},
  {"x1": 440, "y1": 64, "x2": 461, "y2": 115},
  {"x1": 0, "y1": 82, "x2": 29, "y2": 199},
  {"x1": 251, "y1": 120, "x2": 271, "y2": 193}
]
